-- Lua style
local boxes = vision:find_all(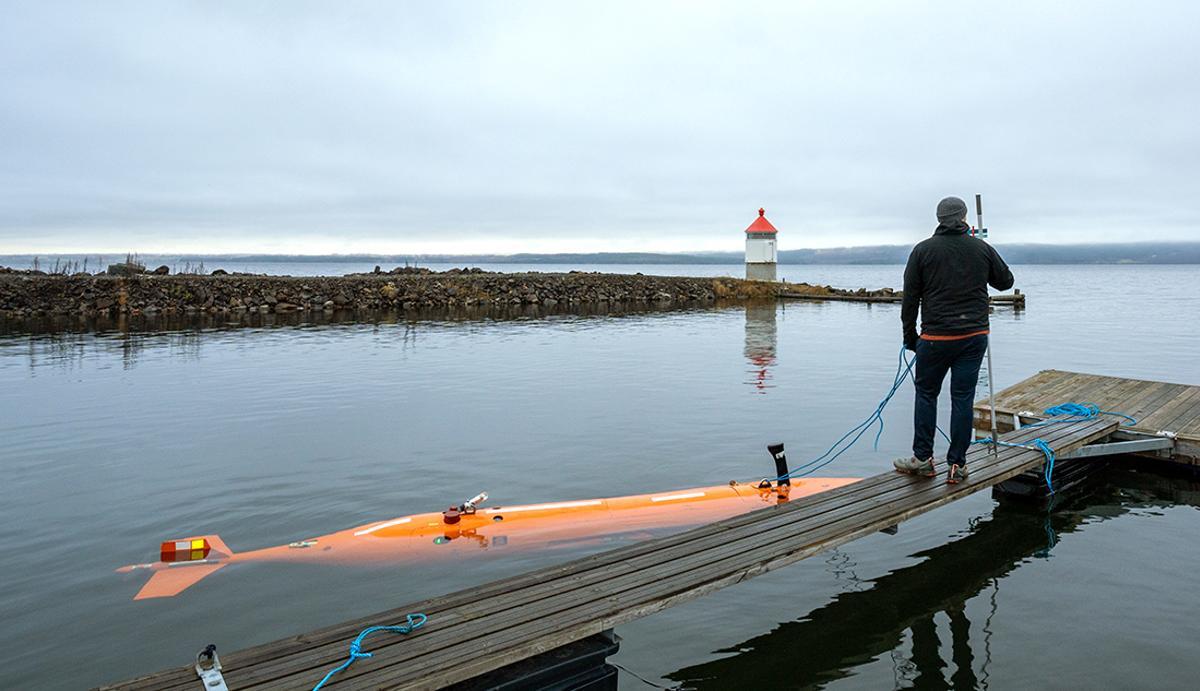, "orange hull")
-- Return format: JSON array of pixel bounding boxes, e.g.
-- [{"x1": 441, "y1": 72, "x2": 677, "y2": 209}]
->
[{"x1": 118, "y1": 477, "x2": 858, "y2": 600}]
